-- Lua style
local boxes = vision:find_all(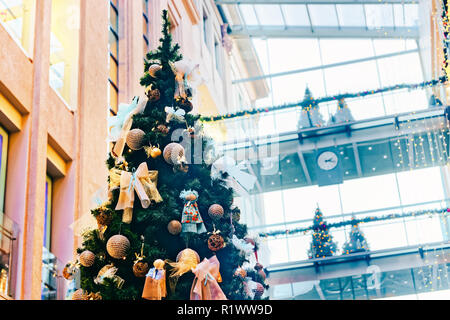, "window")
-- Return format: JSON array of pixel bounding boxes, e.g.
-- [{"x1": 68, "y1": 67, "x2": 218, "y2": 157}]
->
[
  {"x1": 49, "y1": 0, "x2": 80, "y2": 110},
  {"x1": 0, "y1": 0, "x2": 35, "y2": 55},
  {"x1": 109, "y1": 0, "x2": 119, "y2": 114},
  {"x1": 203, "y1": 8, "x2": 210, "y2": 51},
  {"x1": 44, "y1": 175, "x2": 52, "y2": 251},
  {"x1": 214, "y1": 37, "x2": 223, "y2": 77},
  {"x1": 0, "y1": 125, "x2": 8, "y2": 215},
  {"x1": 143, "y1": 0, "x2": 149, "y2": 57}
]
